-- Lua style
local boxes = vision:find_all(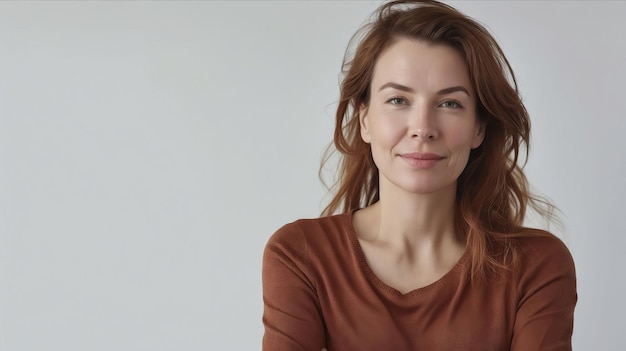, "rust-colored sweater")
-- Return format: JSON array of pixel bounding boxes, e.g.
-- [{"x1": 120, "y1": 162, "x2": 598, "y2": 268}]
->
[{"x1": 262, "y1": 213, "x2": 577, "y2": 351}]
